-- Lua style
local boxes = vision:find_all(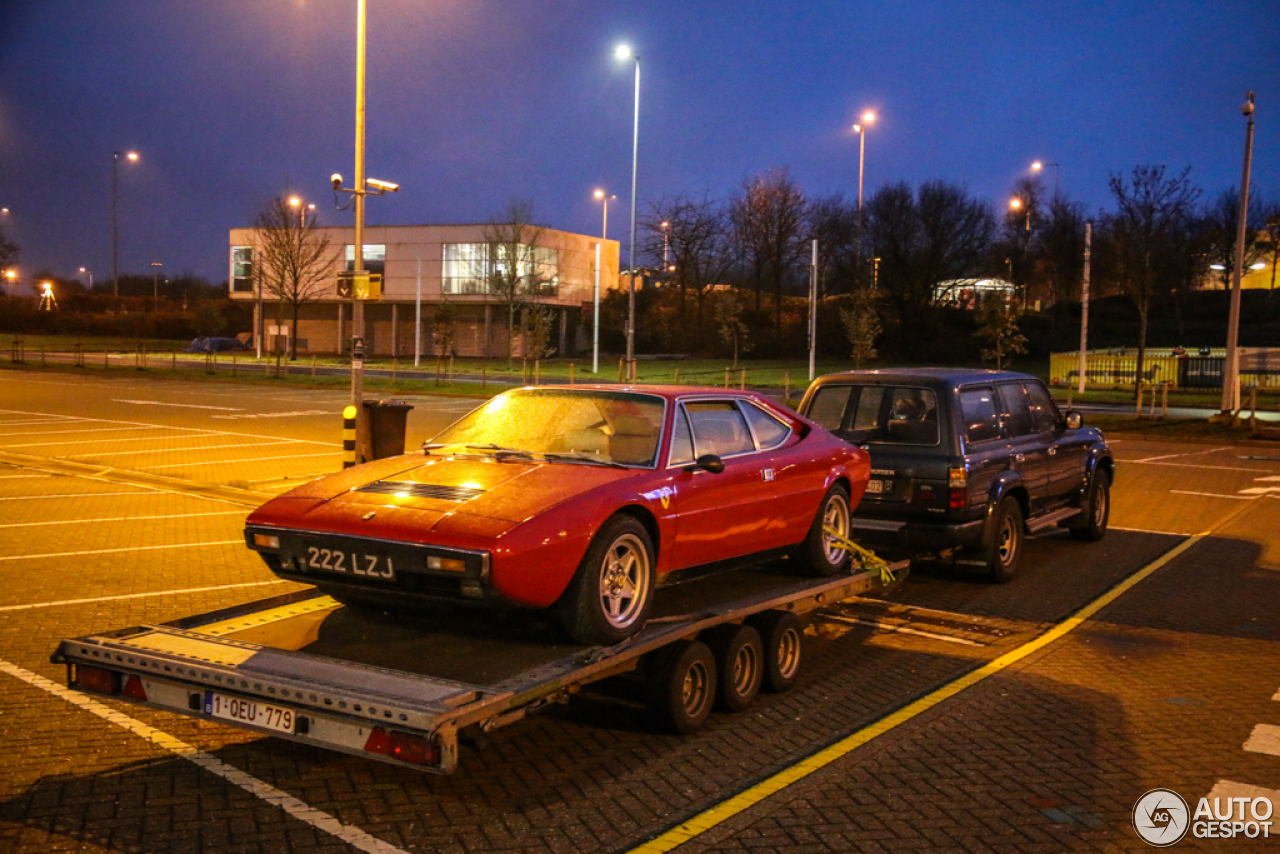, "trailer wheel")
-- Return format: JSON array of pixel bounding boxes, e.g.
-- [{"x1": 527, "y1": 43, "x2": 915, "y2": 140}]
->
[
  {"x1": 750, "y1": 610, "x2": 804, "y2": 693},
  {"x1": 705, "y1": 623, "x2": 764, "y2": 712},
  {"x1": 647, "y1": 640, "x2": 717, "y2": 734},
  {"x1": 560, "y1": 515, "x2": 654, "y2": 645},
  {"x1": 799, "y1": 484, "x2": 852, "y2": 576}
]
